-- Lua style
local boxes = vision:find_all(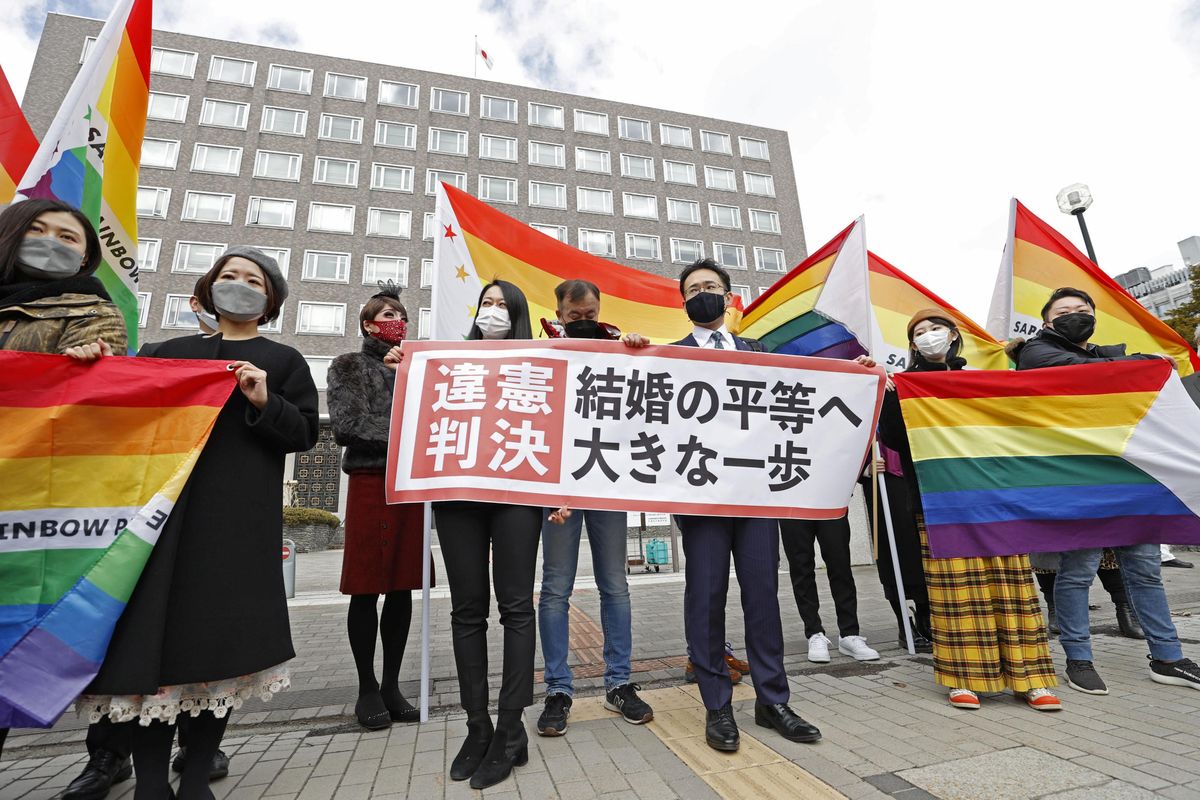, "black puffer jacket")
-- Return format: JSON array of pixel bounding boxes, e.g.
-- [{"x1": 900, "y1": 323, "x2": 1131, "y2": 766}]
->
[
  {"x1": 328, "y1": 336, "x2": 396, "y2": 472},
  {"x1": 1011, "y1": 326, "x2": 1160, "y2": 370}
]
